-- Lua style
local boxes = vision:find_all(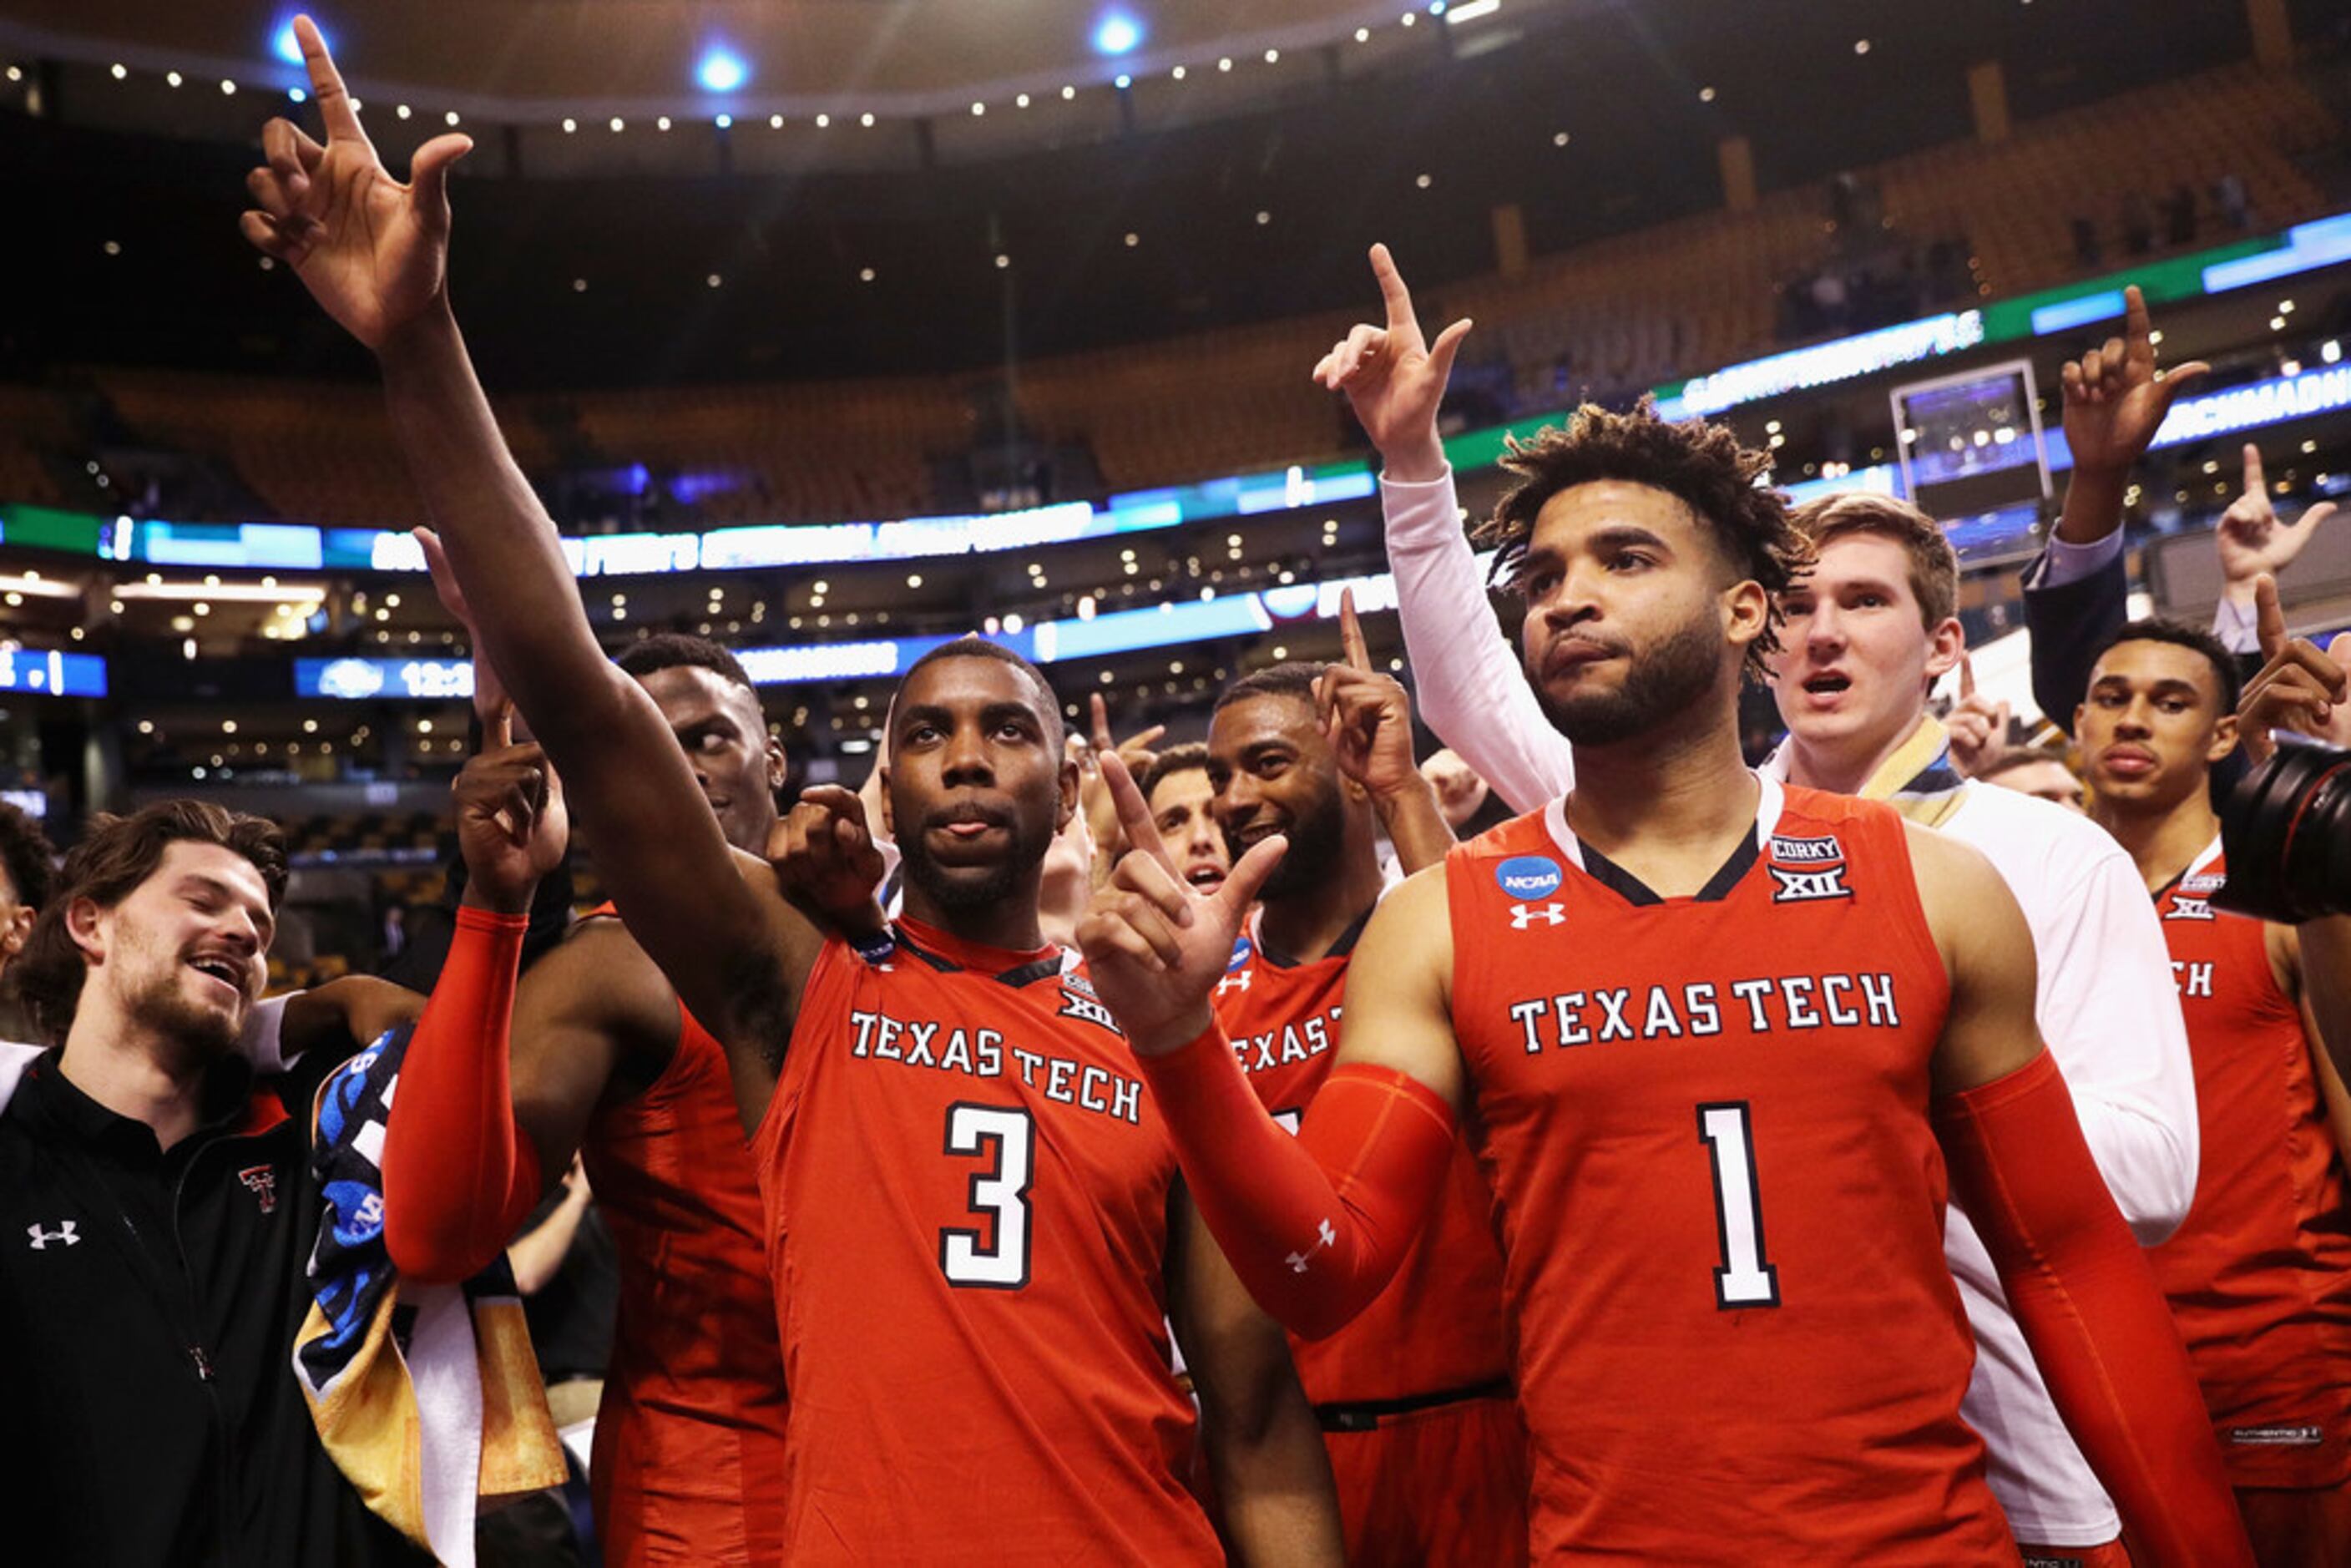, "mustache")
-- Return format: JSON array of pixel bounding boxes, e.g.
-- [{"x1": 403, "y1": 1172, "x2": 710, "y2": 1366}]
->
[{"x1": 918, "y1": 801, "x2": 1015, "y2": 832}]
